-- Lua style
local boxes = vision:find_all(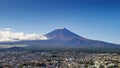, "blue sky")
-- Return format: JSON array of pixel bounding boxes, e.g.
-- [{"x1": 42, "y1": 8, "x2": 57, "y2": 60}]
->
[{"x1": 0, "y1": 0, "x2": 120, "y2": 44}]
